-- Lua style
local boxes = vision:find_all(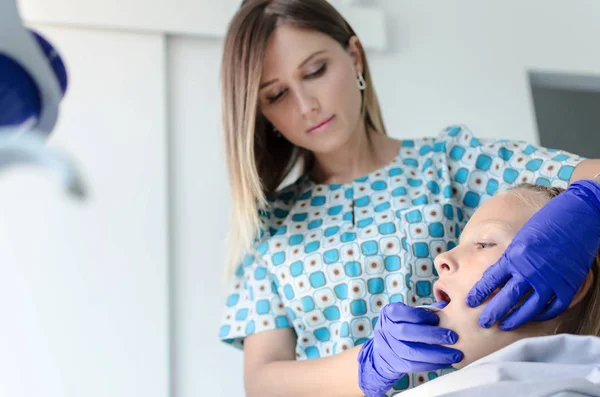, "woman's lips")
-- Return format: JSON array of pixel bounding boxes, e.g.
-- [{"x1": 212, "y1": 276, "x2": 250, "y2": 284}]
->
[{"x1": 306, "y1": 115, "x2": 335, "y2": 135}]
